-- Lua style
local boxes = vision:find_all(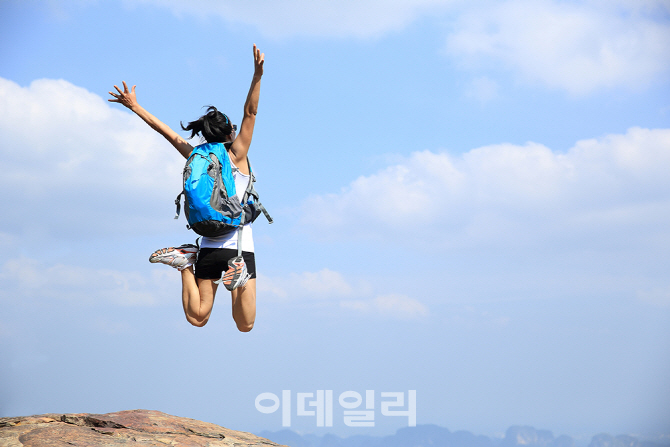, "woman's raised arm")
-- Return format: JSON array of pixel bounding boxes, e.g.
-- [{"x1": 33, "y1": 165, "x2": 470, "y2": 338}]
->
[
  {"x1": 229, "y1": 44, "x2": 264, "y2": 169},
  {"x1": 108, "y1": 81, "x2": 193, "y2": 159}
]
